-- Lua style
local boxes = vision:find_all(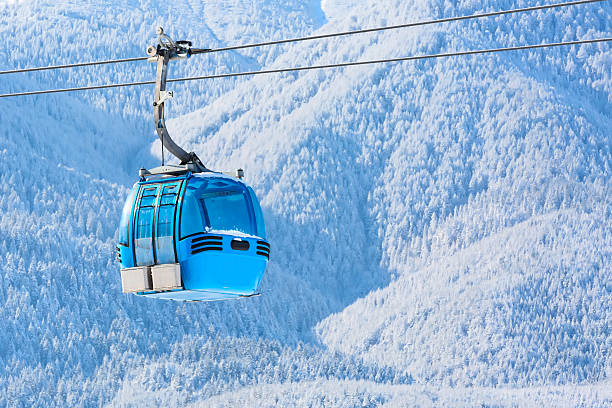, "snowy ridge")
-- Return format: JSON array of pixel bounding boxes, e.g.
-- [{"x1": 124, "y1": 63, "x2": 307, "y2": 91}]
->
[
  {"x1": 317, "y1": 207, "x2": 612, "y2": 386},
  {"x1": 0, "y1": 0, "x2": 610, "y2": 406}
]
